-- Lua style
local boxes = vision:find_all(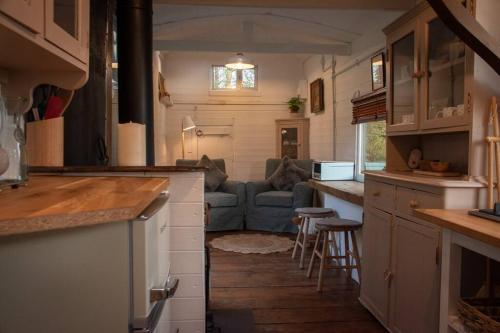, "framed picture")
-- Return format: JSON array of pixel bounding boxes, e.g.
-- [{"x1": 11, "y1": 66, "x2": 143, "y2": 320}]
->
[
  {"x1": 371, "y1": 52, "x2": 386, "y2": 91},
  {"x1": 310, "y1": 79, "x2": 324, "y2": 113}
]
